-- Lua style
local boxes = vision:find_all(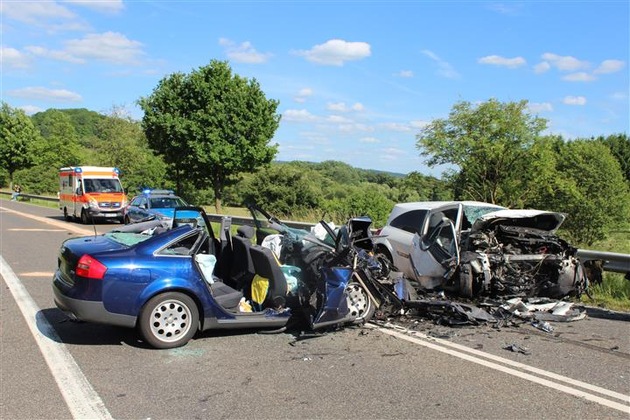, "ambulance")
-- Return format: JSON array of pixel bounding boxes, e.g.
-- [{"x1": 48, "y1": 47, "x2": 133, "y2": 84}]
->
[{"x1": 59, "y1": 166, "x2": 128, "y2": 224}]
